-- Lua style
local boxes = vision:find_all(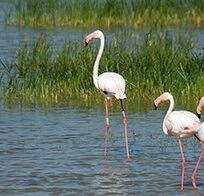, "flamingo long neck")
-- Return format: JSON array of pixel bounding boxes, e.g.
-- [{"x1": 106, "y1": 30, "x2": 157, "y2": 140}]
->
[
  {"x1": 93, "y1": 35, "x2": 104, "y2": 89},
  {"x1": 163, "y1": 95, "x2": 174, "y2": 135}
]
